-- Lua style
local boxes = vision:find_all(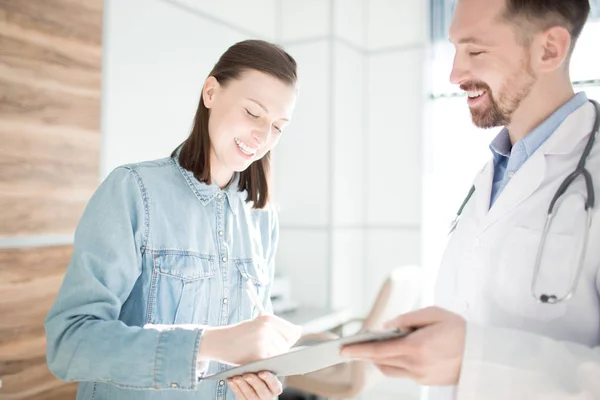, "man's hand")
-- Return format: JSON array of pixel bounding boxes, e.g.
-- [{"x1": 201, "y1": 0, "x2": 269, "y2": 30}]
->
[{"x1": 340, "y1": 306, "x2": 466, "y2": 386}]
